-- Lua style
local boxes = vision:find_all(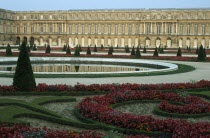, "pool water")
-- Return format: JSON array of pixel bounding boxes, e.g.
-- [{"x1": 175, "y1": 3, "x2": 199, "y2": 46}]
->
[{"x1": 0, "y1": 64, "x2": 151, "y2": 73}]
